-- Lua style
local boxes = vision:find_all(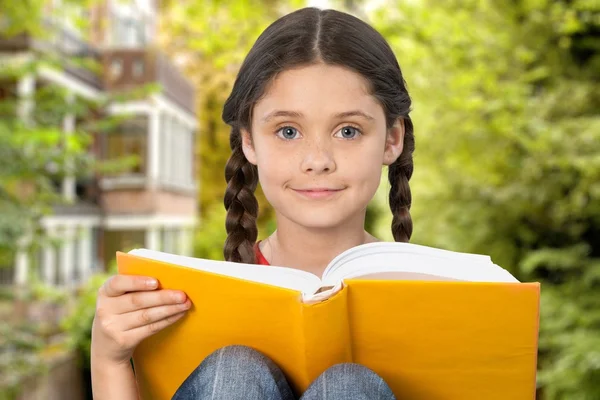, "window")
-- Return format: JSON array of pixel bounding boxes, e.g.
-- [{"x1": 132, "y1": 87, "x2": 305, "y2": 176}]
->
[
  {"x1": 110, "y1": 13, "x2": 147, "y2": 47},
  {"x1": 110, "y1": 58, "x2": 123, "y2": 80},
  {"x1": 158, "y1": 113, "x2": 194, "y2": 188},
  {"x1": 105, "y1": 116, "x2": 148, "y2": 175},
  {"x1": 132, "y1": 59, "x2": 145, "y2": 78},
  {"x1": 134, "y1": 19, "x2": 146, "y2": 46},
  {"x1": 161, "y1": 228, "x2": 173, "y2": 253}
]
